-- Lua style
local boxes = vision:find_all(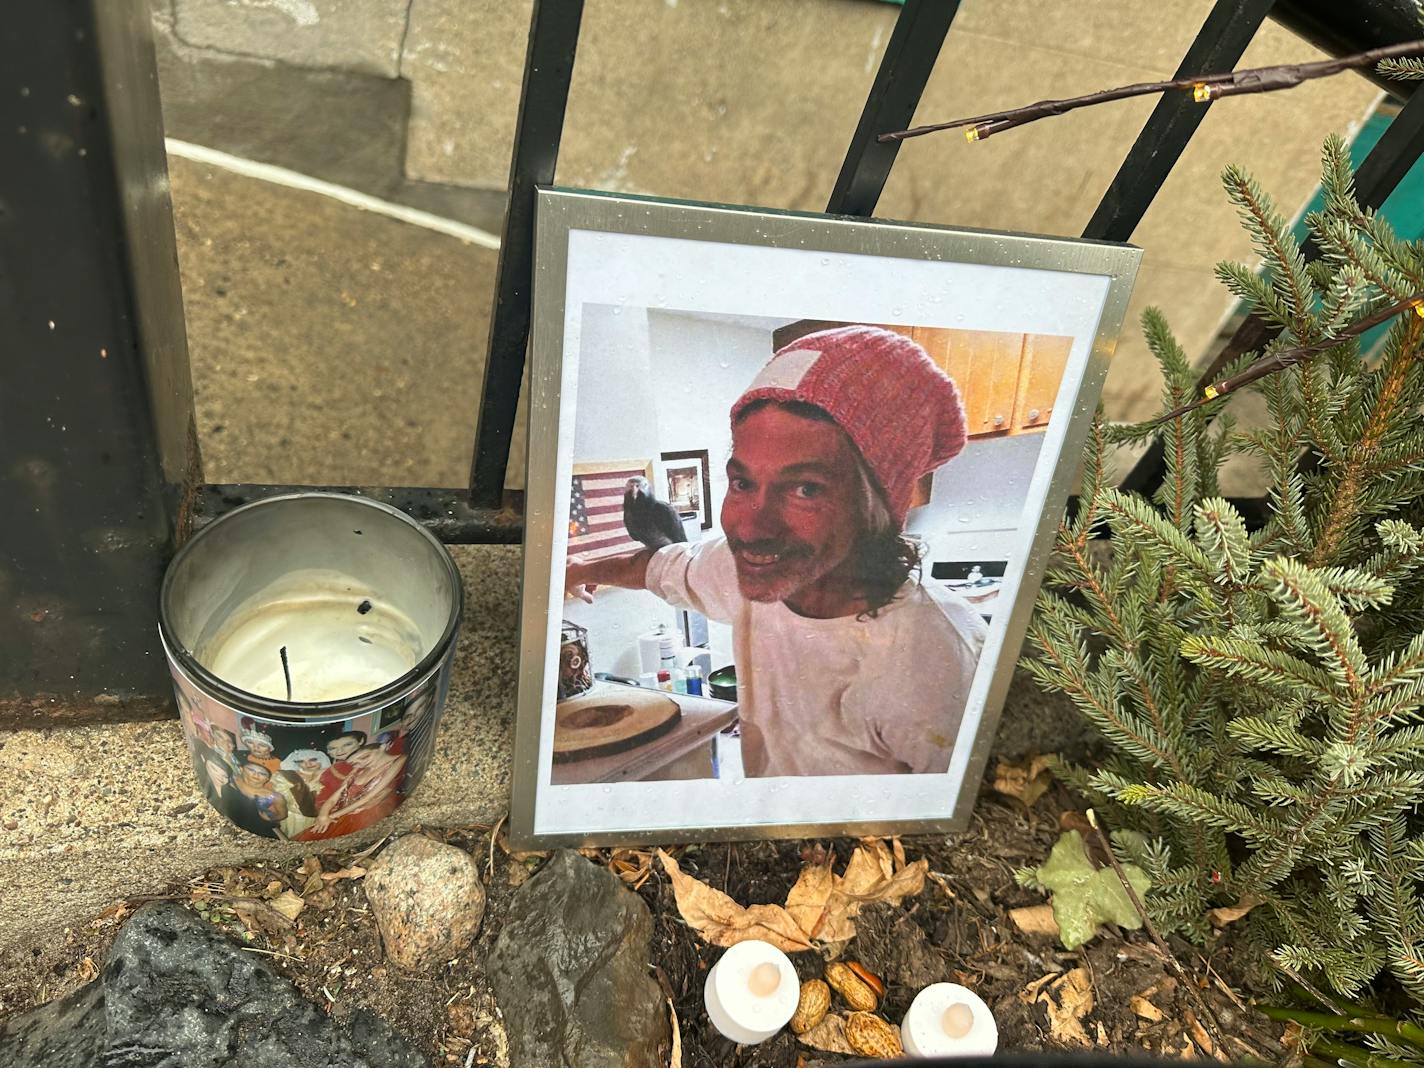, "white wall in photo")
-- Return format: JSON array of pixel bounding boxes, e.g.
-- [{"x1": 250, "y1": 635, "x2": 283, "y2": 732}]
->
[{"x1": 563, "y1": 306, "x2": 792, "y2": 679}]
